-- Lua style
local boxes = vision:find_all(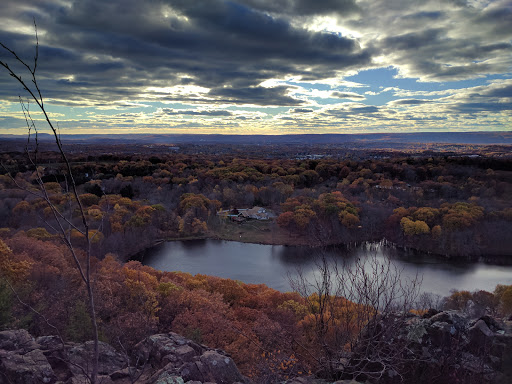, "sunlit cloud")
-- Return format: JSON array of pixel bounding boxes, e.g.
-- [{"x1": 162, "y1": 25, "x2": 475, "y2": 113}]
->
[{"x1": 0, "y1": 0, "x2": 510, "y2": 134}]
